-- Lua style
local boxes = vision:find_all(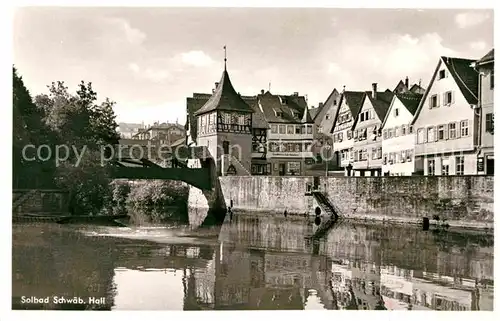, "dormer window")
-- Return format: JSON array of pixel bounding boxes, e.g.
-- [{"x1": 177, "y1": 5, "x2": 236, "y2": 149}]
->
[
  {"x1": 326, "y1": 114, "x2": 330, "y2": 120},
  {"x1": 279, "y1": 96, "x2": 288, "y2": 105},
  {"x1": 292, "y1": 111, "x2": 299, "y2": 118},
  {"x1": 274, "y1": 109, "x2": 283, "y2": 118},
  {"x1": 439, "y1": 69, "x2": 446, "y2": 80}
]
